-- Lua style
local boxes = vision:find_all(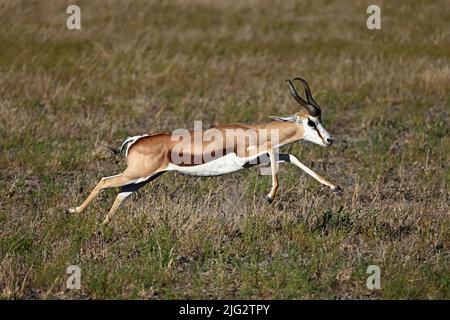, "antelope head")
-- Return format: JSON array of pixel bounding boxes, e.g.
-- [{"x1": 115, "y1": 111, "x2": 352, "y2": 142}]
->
[{"x1": 271, "y1": 77, "x2": 334, "y2": 147}]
